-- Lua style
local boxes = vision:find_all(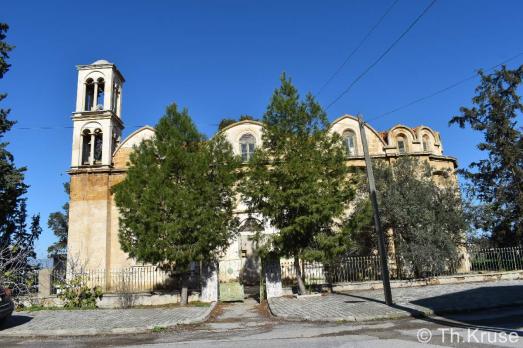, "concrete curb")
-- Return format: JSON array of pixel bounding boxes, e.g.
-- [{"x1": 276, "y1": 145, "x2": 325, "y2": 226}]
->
[
  {"x1": 1, "y1": 302, "x2": 217, "y2": 337},
  {"x1": 268, "y1": 299, "x2": 523, "y2": 323}
]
